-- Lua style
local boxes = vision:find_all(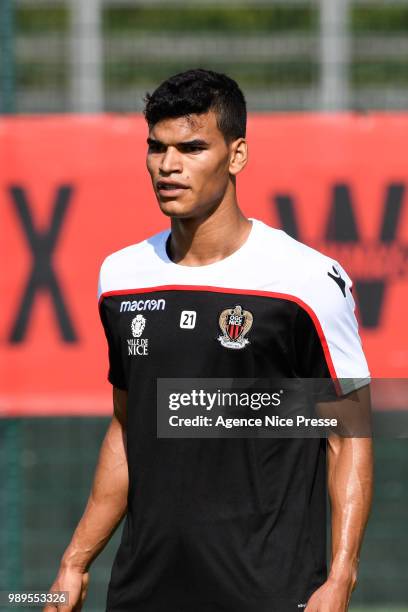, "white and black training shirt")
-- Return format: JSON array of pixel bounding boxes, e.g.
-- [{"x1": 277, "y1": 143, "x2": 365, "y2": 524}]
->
[{"x1": 98, "y1": 218, "x2": 370, "y2": 612}]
